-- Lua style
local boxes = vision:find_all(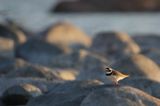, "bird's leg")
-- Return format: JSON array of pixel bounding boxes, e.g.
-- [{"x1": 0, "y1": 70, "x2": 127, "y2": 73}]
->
[{"x1": 114, "y1": 81, "x2": 120, "y2": 87}]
